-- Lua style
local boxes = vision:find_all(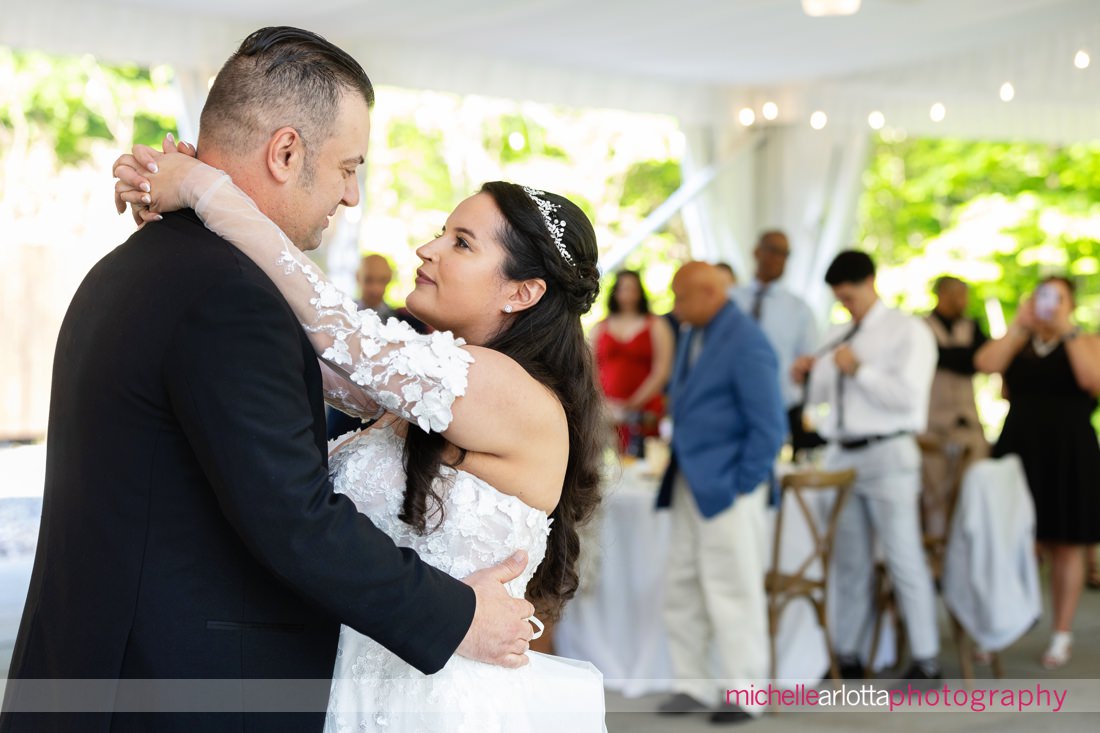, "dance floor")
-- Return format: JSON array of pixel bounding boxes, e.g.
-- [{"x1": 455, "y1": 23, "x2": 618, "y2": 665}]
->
[{"x1": 2, "y1": 444, "x2": 1098, "y2": 730}]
